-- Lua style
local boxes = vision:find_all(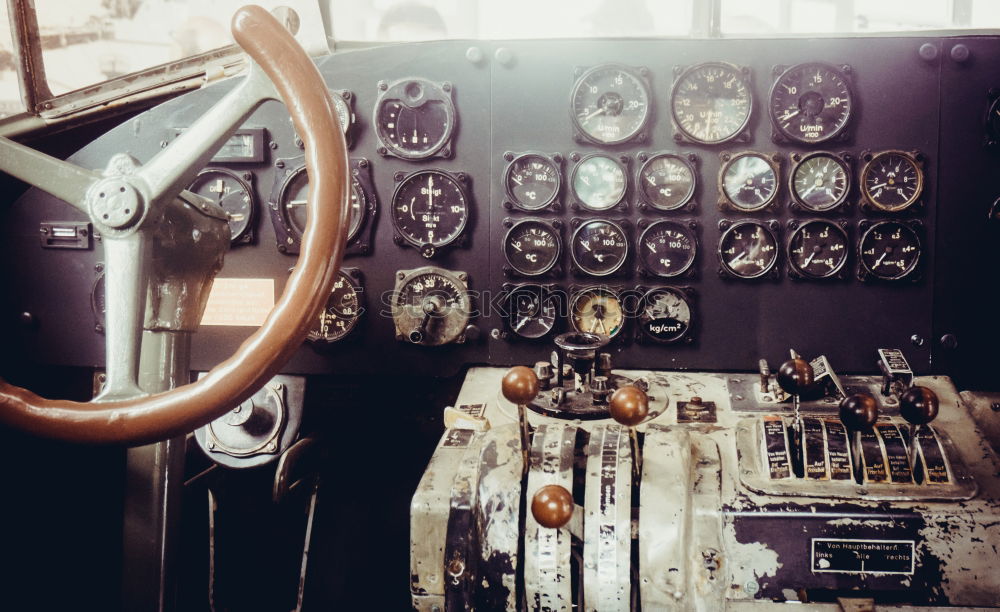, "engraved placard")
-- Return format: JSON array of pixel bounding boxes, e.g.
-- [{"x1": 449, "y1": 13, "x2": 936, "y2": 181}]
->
[
  {"x1": 803, "y1": 418, "x2": 828, "y2": 479},
  {"x1": 917, "y1": 426, "x2": 951, "y2": 484},
  {"x1": 823, "y1": 419, "x2": 853, "y2": 480},
  {"x1": 812, "y1": 539, "x2": 915, "y2": 575},
  {"x1": 762, "y1": 416, "x2": 792, "y2": 479},
  {"x1": 860, "y1": 428, "x2": 888, "y2": 483},
  {"x1": 876, "y1": 423, "x2": 913, "y2": 484}
]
